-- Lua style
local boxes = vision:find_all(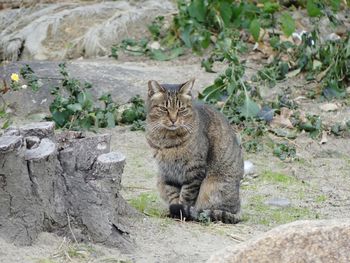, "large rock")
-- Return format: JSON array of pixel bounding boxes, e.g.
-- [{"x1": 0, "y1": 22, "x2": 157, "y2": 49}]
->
[
  {"x1": 0, "y1": 1, "x2": 174, "y2": 60},
  {"x1": 0, "y1": 60, "x2": 215, "y2": 117},
  {"x1": 208, "y1": 219, "x2": 350, "y2": 263}
]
